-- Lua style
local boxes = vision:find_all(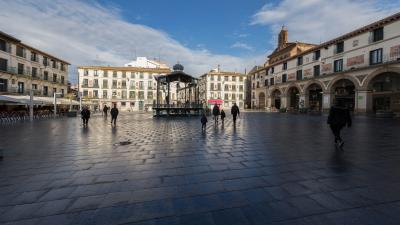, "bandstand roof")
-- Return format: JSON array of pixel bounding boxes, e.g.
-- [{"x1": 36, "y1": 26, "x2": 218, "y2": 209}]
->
[{"x1": 156, "y1": 70, "x2": 198, "y2": 84}]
